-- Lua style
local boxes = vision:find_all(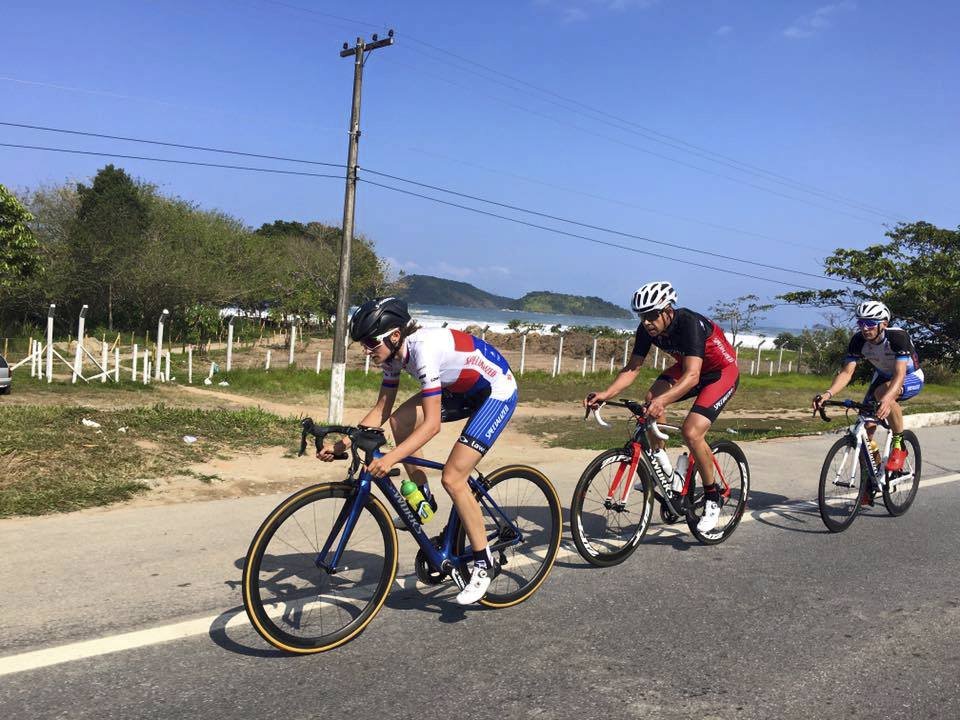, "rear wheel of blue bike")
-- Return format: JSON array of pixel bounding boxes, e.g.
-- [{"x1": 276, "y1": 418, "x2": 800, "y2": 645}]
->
[
  {"x1": 242, "y1": 482, "x2": 397, "y2": 653},
  {"x1": 818, "y1": 436, "x2": 866, "y2": 533},
  {"x1": 454, "y1": 465, "x2": 562, "y2": 607},
  {"x1": 882, "y1": 430, "x2": 921, "y2": 516}
]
